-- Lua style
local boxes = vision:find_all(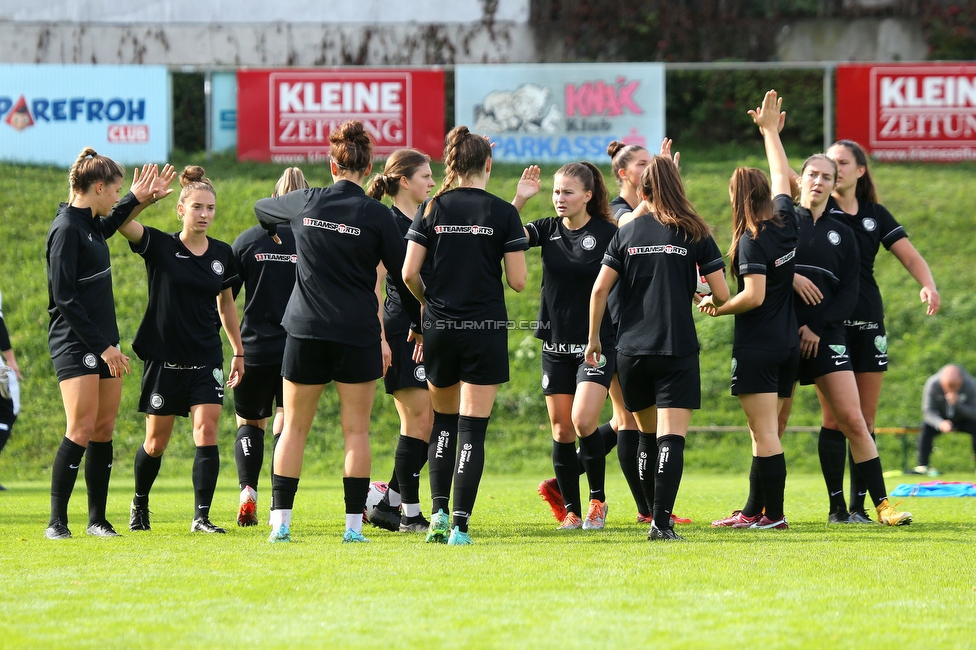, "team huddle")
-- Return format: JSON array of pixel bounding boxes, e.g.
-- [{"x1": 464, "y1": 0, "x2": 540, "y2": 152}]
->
[{"x1": 41, "y1": 90, "x2": 938, "y2": 544}]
